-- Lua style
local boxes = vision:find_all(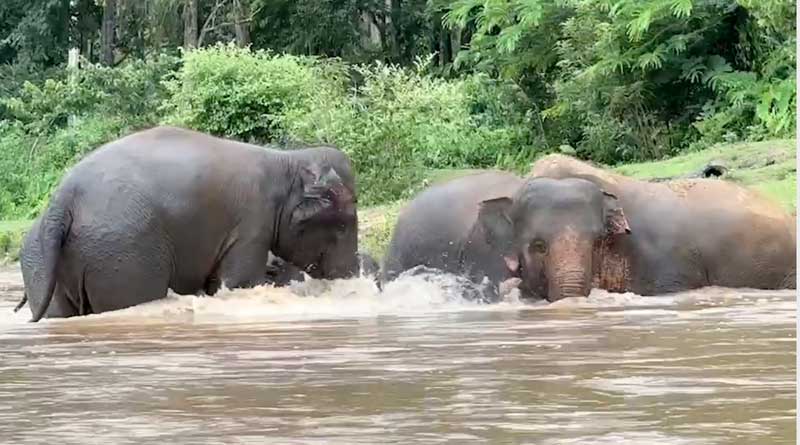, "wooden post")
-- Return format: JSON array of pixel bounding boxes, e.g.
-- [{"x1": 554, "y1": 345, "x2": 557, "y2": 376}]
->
[{"x1": 67, "y1": 48, "x2": 80, "y2": 127}]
